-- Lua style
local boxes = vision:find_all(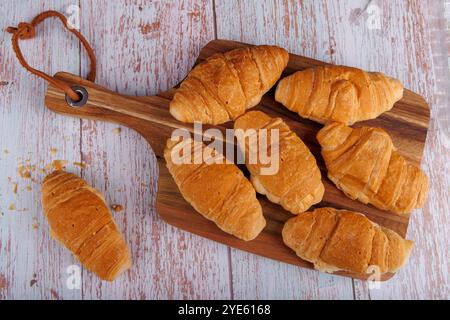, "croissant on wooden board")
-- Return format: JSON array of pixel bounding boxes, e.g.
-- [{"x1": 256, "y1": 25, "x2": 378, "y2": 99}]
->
[
  {"x1": 164, "y1": 137, "x2": 266, "y2": 241},
  {"x1": 275, "y1": 65, "x2": 404, "y2": 125},
  {"x1": 317, "y1": 122, "x2": 429, "y2": 215},
  {"x1": 170, "y1": 45, "x2": 289, "y2": 125},
  {"x1": 234, "y1": 111, "x2": 324, "y2": 214},
  {"x1": 282, "y1": 207, "x2": 414, "y2": 275},
  {"x1": 41, "y1": 171, "x2": 132, "y2": 281}
]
